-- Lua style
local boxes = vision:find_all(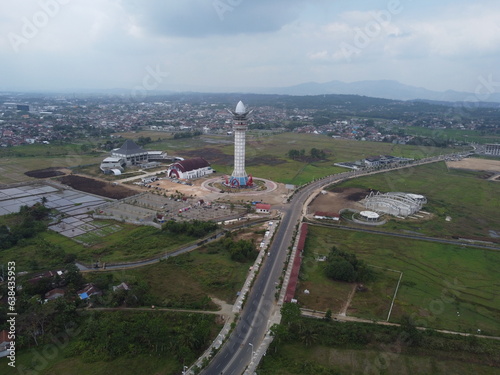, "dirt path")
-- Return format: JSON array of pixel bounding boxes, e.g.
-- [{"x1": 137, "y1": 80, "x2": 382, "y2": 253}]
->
[
  {"x1": 339, "y1": 284, "x2": 357, "y2": 316},
  {"x1": 89, "y1": 296, "x2": 235, "y2": 318}
]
